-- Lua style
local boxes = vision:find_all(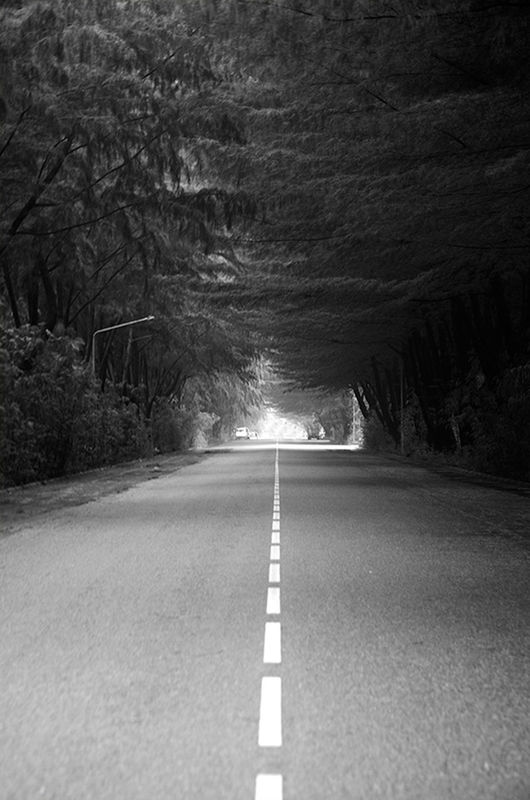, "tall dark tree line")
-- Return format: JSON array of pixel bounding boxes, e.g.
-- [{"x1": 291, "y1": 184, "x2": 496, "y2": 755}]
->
[
  {"x1": 2, "y1": 0, "x2": 529, "y2": 480},
  {"x1": 0, "y1": 0, "x2": 264, "y2": 483},
  {"x1": 199, "y1": 0, "x2": 530, "y2": 475}
]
